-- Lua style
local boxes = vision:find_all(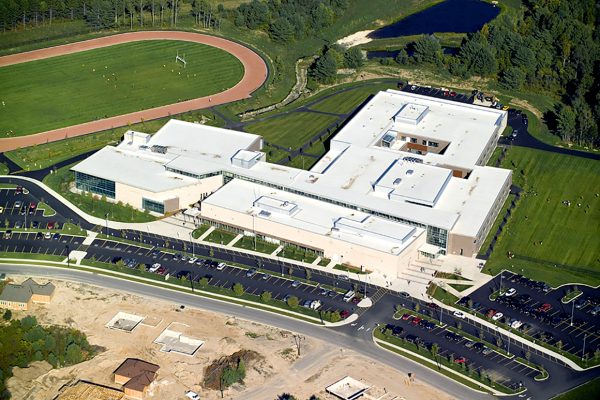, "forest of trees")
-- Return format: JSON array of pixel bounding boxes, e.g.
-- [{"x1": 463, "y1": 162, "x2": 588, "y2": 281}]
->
[
  {"x1": 0, "y1": 315, "x2": 96, "y2": 399},
  {"x1": 233, "y1": 0, "x2": 348, "y2": 43},
  {"x1": 0, "y1": 0, "x2": 223, "y2": 31}
]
